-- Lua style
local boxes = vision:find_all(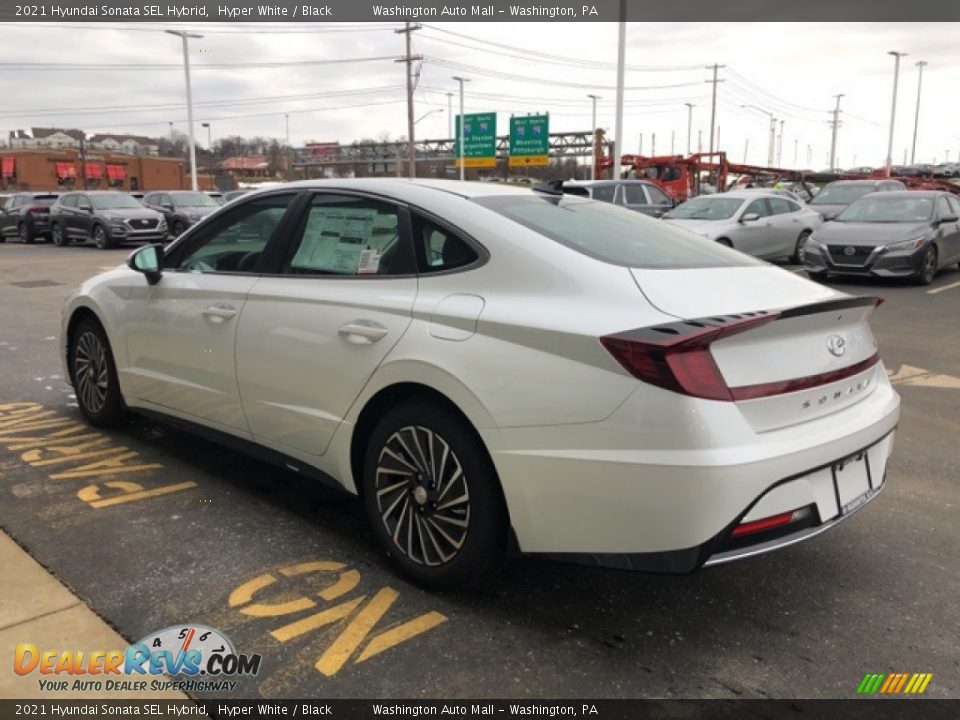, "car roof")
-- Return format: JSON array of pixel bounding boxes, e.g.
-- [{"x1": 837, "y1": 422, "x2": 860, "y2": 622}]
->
[
  {"x1": 824, "y1": 179, "x2": 894, "y2": 186},
  {"x1": 871, "y1": 190, "x2": 943, "y2": 199},
  {"x1": 712, "y1": 191, "x2": 779, "y2": 199},
  {"x1": 260, "y1": 178, "x2": 541, "y2": 202},
  {"x1": 563, "y1": 179, "x2": 651, "y2": 187}
]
